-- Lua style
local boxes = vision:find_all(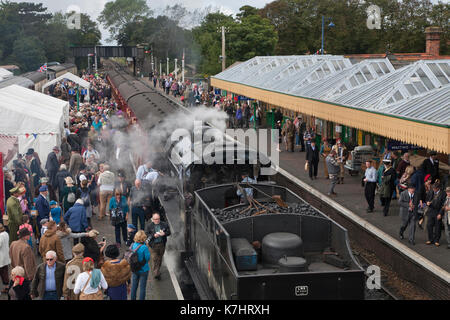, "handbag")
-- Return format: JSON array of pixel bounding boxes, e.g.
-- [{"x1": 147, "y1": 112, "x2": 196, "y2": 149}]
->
[
  {"x1": 304, "y1": 162, "x2": 309, "y2": 172},
  {"x1": 2, "y1": 214, "x2": 8, "y2": 226},
  {"x1": 79, "y1": 272, "x2": 104, "y2": 300}
]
